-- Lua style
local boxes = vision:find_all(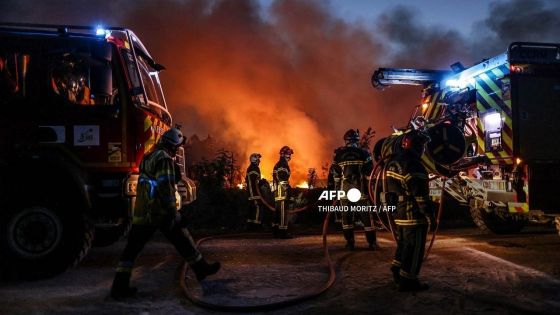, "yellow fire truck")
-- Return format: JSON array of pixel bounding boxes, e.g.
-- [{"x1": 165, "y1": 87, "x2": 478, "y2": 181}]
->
[
  {"x1": 0, "y1": 23, "x2": 195, "y2": 278},
  {"x1": 372, "y1": 42, "x2": 560, "y2": 236}
]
